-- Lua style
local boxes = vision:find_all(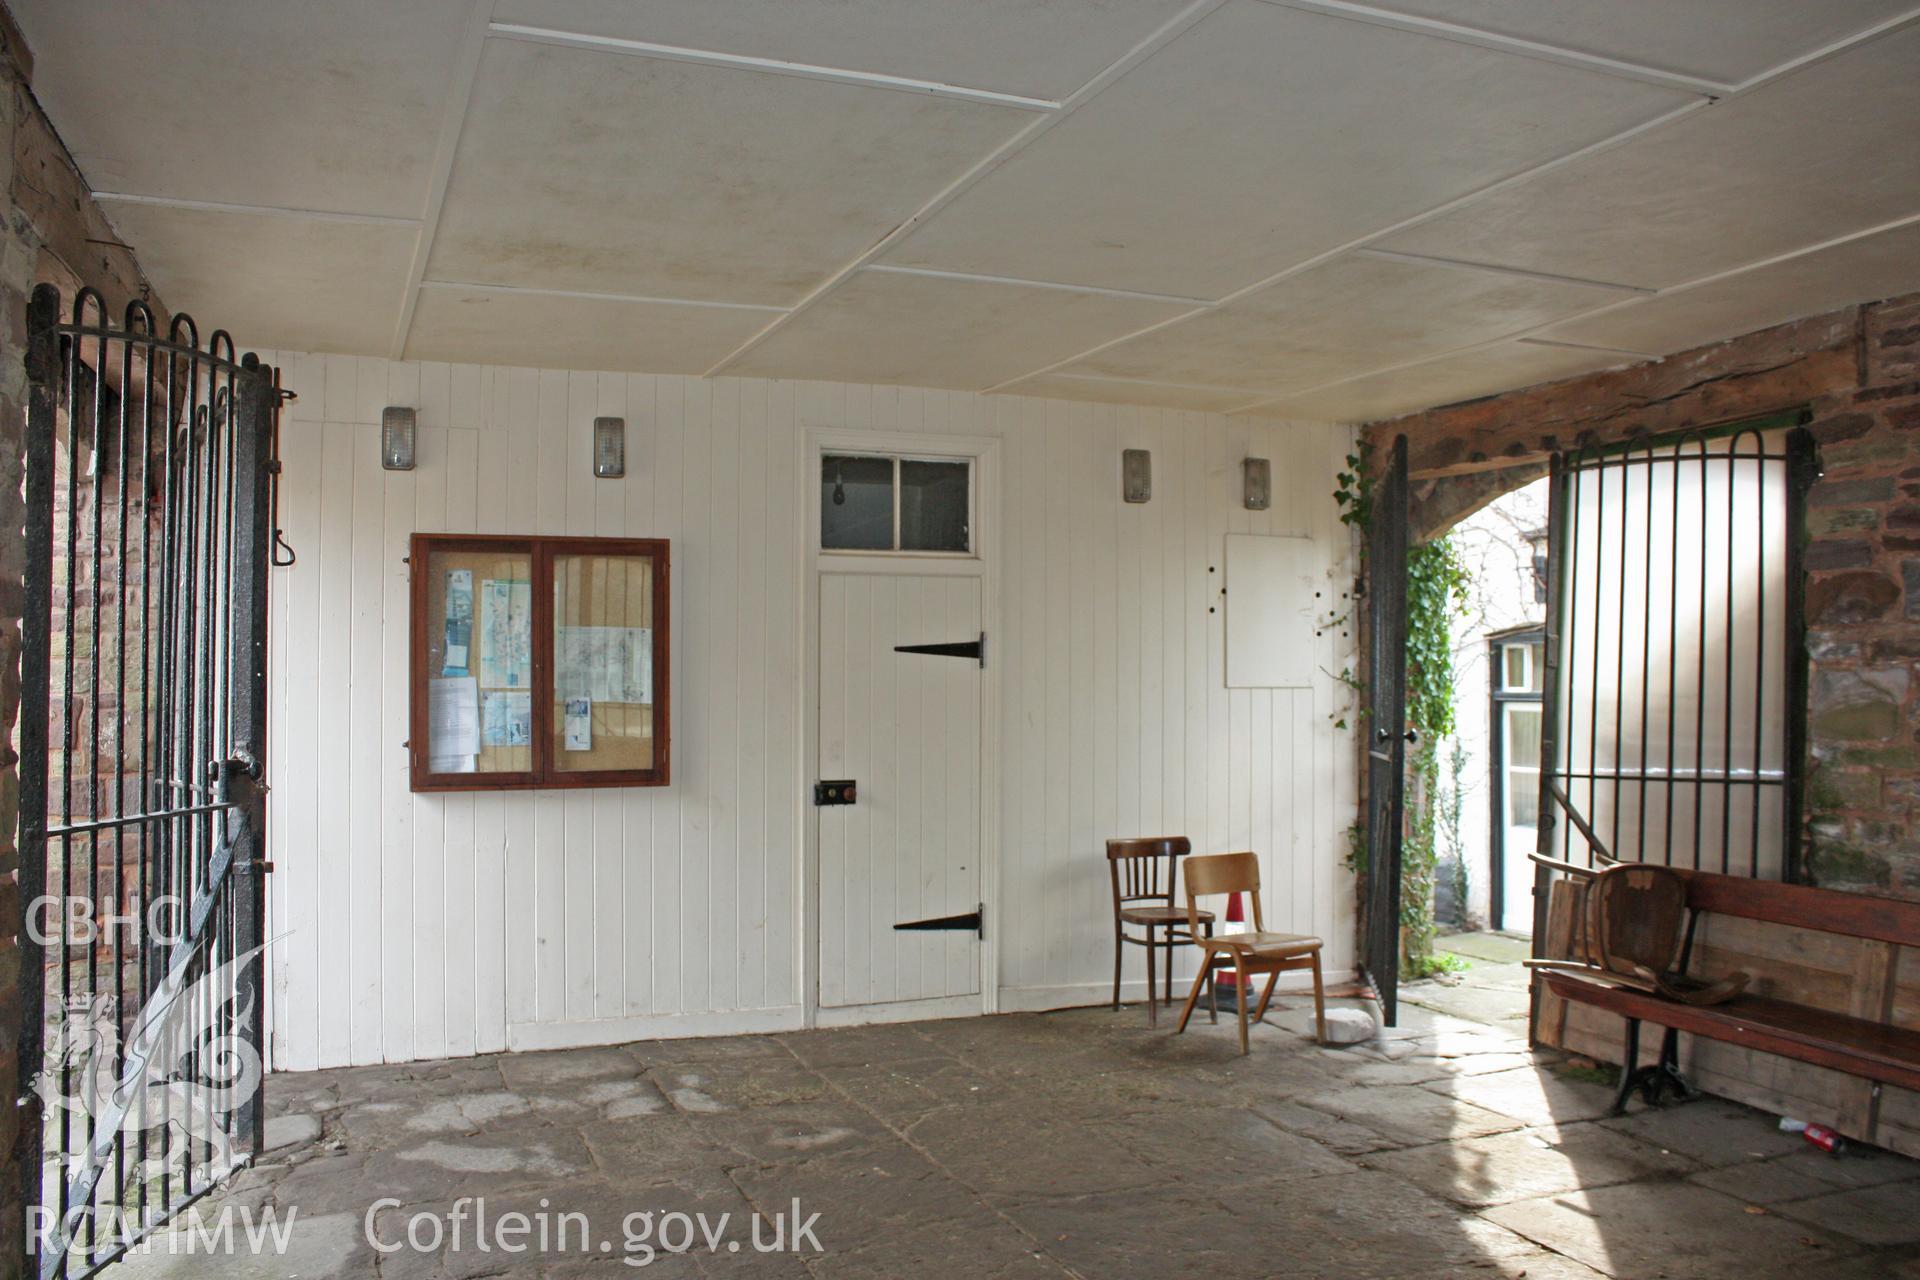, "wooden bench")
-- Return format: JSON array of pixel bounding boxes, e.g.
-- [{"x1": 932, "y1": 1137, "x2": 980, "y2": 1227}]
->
[{"x1": 1537, "y1": 866, "x2": 1920, "y2": 1116}]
